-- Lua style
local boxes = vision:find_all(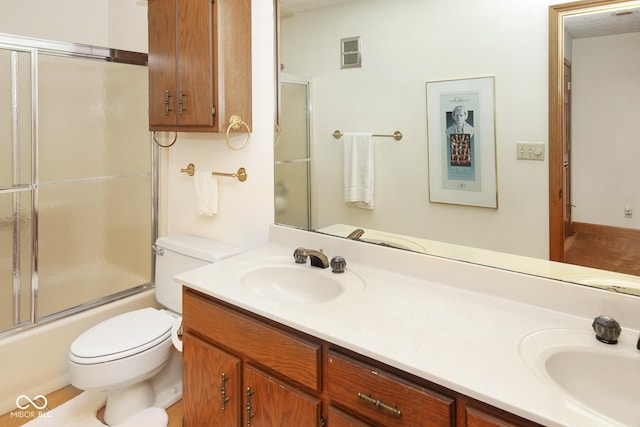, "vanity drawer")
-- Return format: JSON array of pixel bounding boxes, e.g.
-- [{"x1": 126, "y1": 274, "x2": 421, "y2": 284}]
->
[
  {"x1": 183, "y1": 290, "x2": 321, "y2": 391},
  {"x1": 327, "y1": 350, "x2": 455, "y2": 427}
]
